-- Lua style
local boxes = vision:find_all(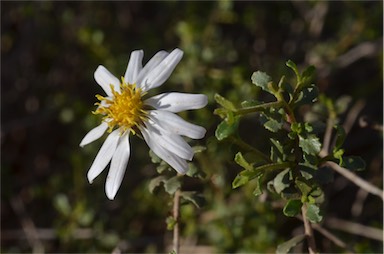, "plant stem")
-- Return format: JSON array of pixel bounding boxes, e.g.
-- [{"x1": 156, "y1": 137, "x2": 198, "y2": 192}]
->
[
  {"x1": 173, "y1": 189, "x2": 181, "y2": 254},
  {"x1": 234, "y1": 101, "x2": 283, "y2": 116},
  {"x1": 302, "y1": 204, "x2": 317, "y2": 254}
]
